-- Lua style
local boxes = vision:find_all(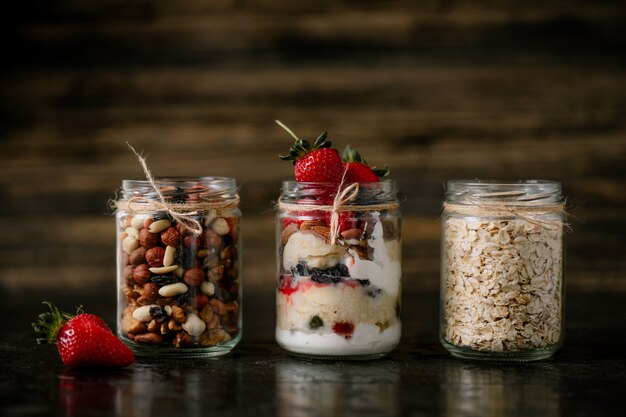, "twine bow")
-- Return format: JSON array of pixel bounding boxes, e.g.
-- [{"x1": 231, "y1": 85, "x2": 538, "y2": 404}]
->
[
  {"x1": 124, "y1": 143, "x2": 204, "y2": 235},
  {"x1": 328, "y1": 182, "x2": 360, "y2": 245}
]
